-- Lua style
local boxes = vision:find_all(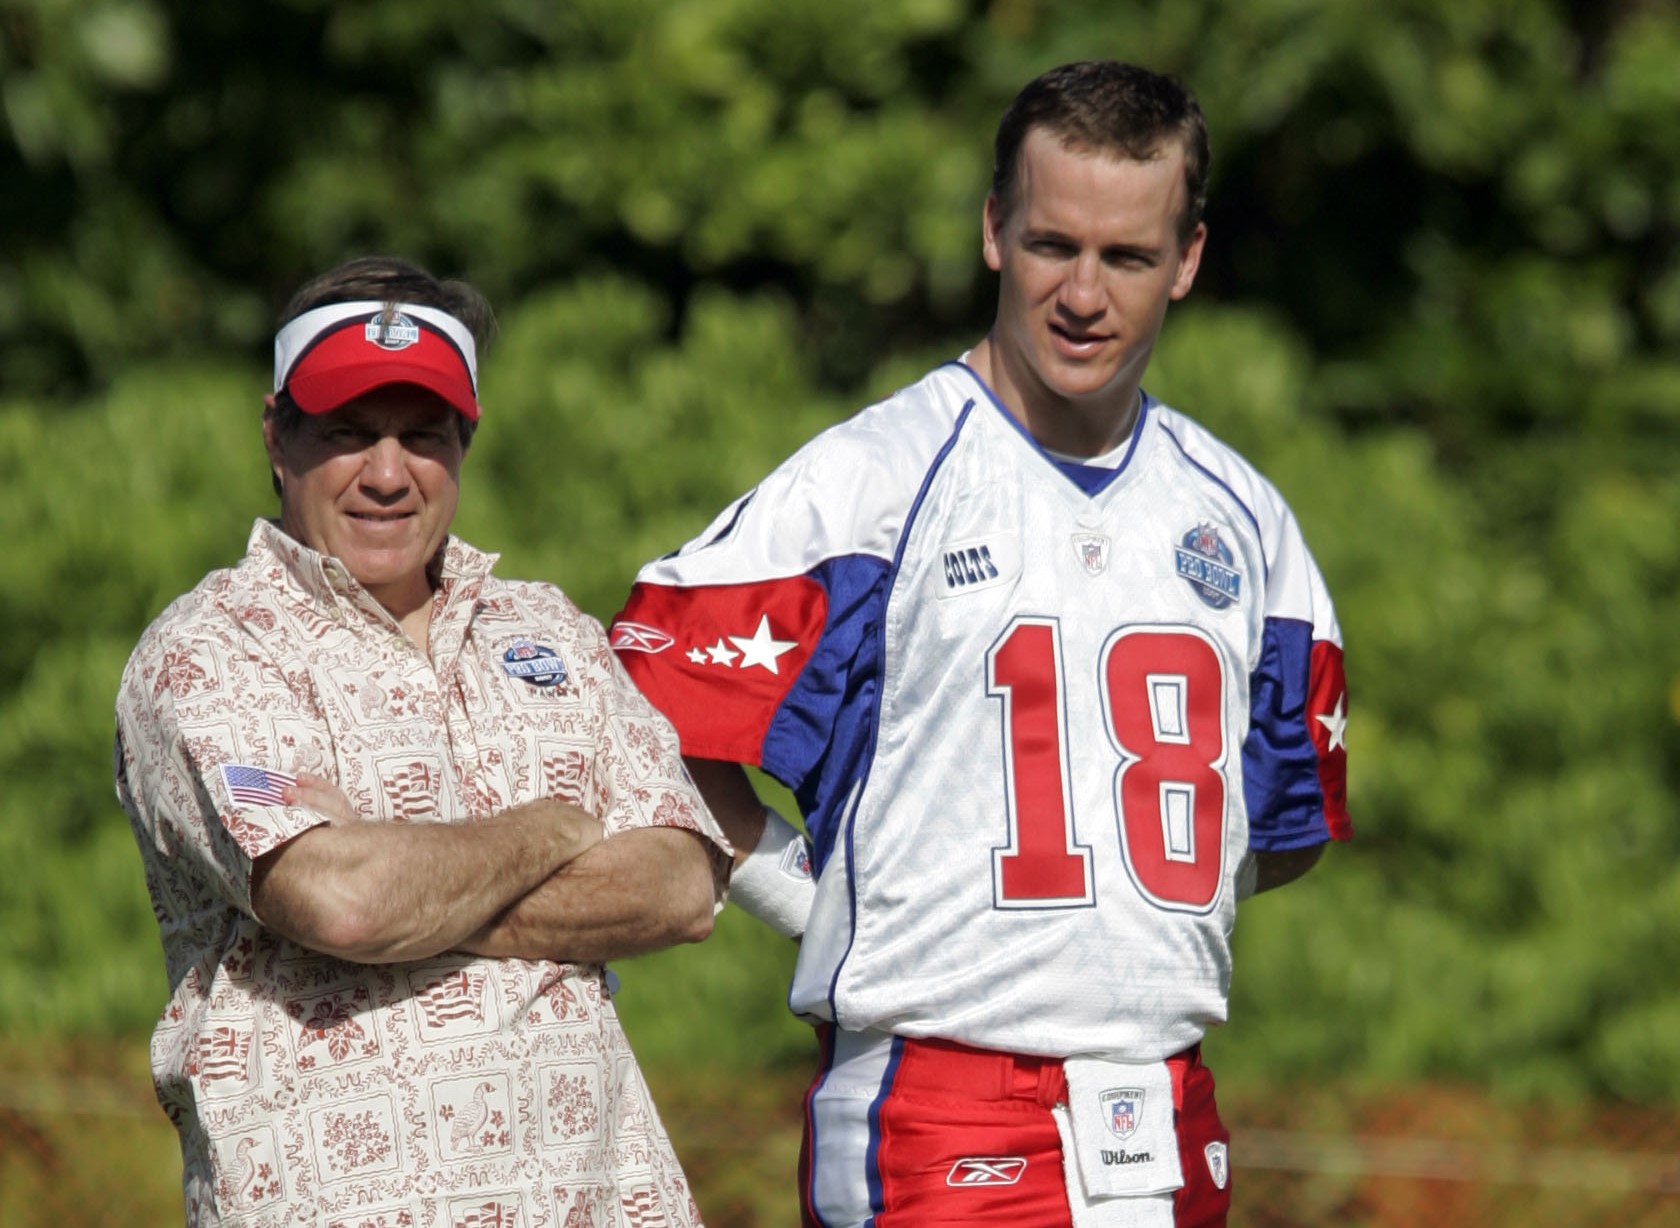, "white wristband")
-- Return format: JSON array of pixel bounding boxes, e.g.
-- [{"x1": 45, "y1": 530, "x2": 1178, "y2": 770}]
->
[{"x1": 728, "y1": 805, "x2": 816, "y2": 939}]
